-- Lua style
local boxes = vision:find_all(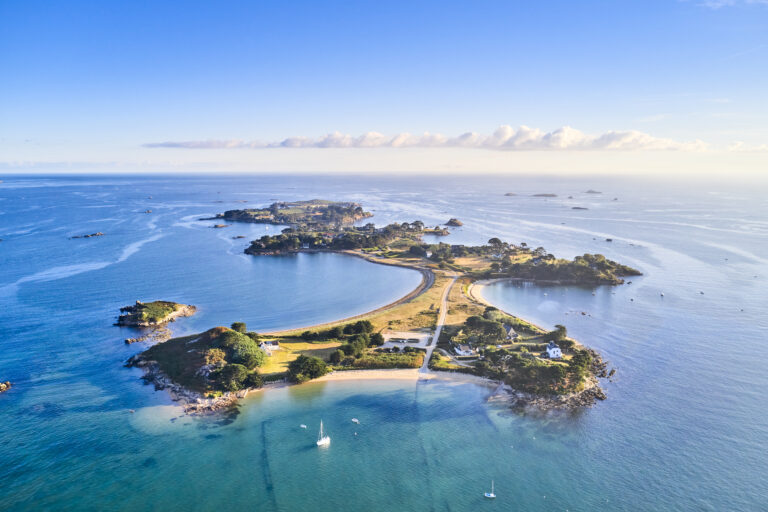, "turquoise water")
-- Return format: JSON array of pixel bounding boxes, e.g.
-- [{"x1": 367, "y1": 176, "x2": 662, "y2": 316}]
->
[{"x1": 1, "y1": 175, "x2": 767, "y2": 510}]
